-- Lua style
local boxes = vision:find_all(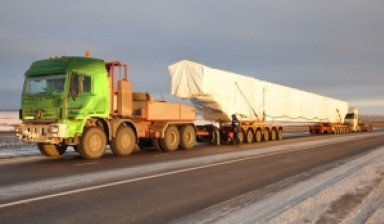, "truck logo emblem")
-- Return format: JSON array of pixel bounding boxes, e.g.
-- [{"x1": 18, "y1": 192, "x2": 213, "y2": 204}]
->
[{"x1": 34, "y1": 110, "x2": 42, "y2": 119}]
